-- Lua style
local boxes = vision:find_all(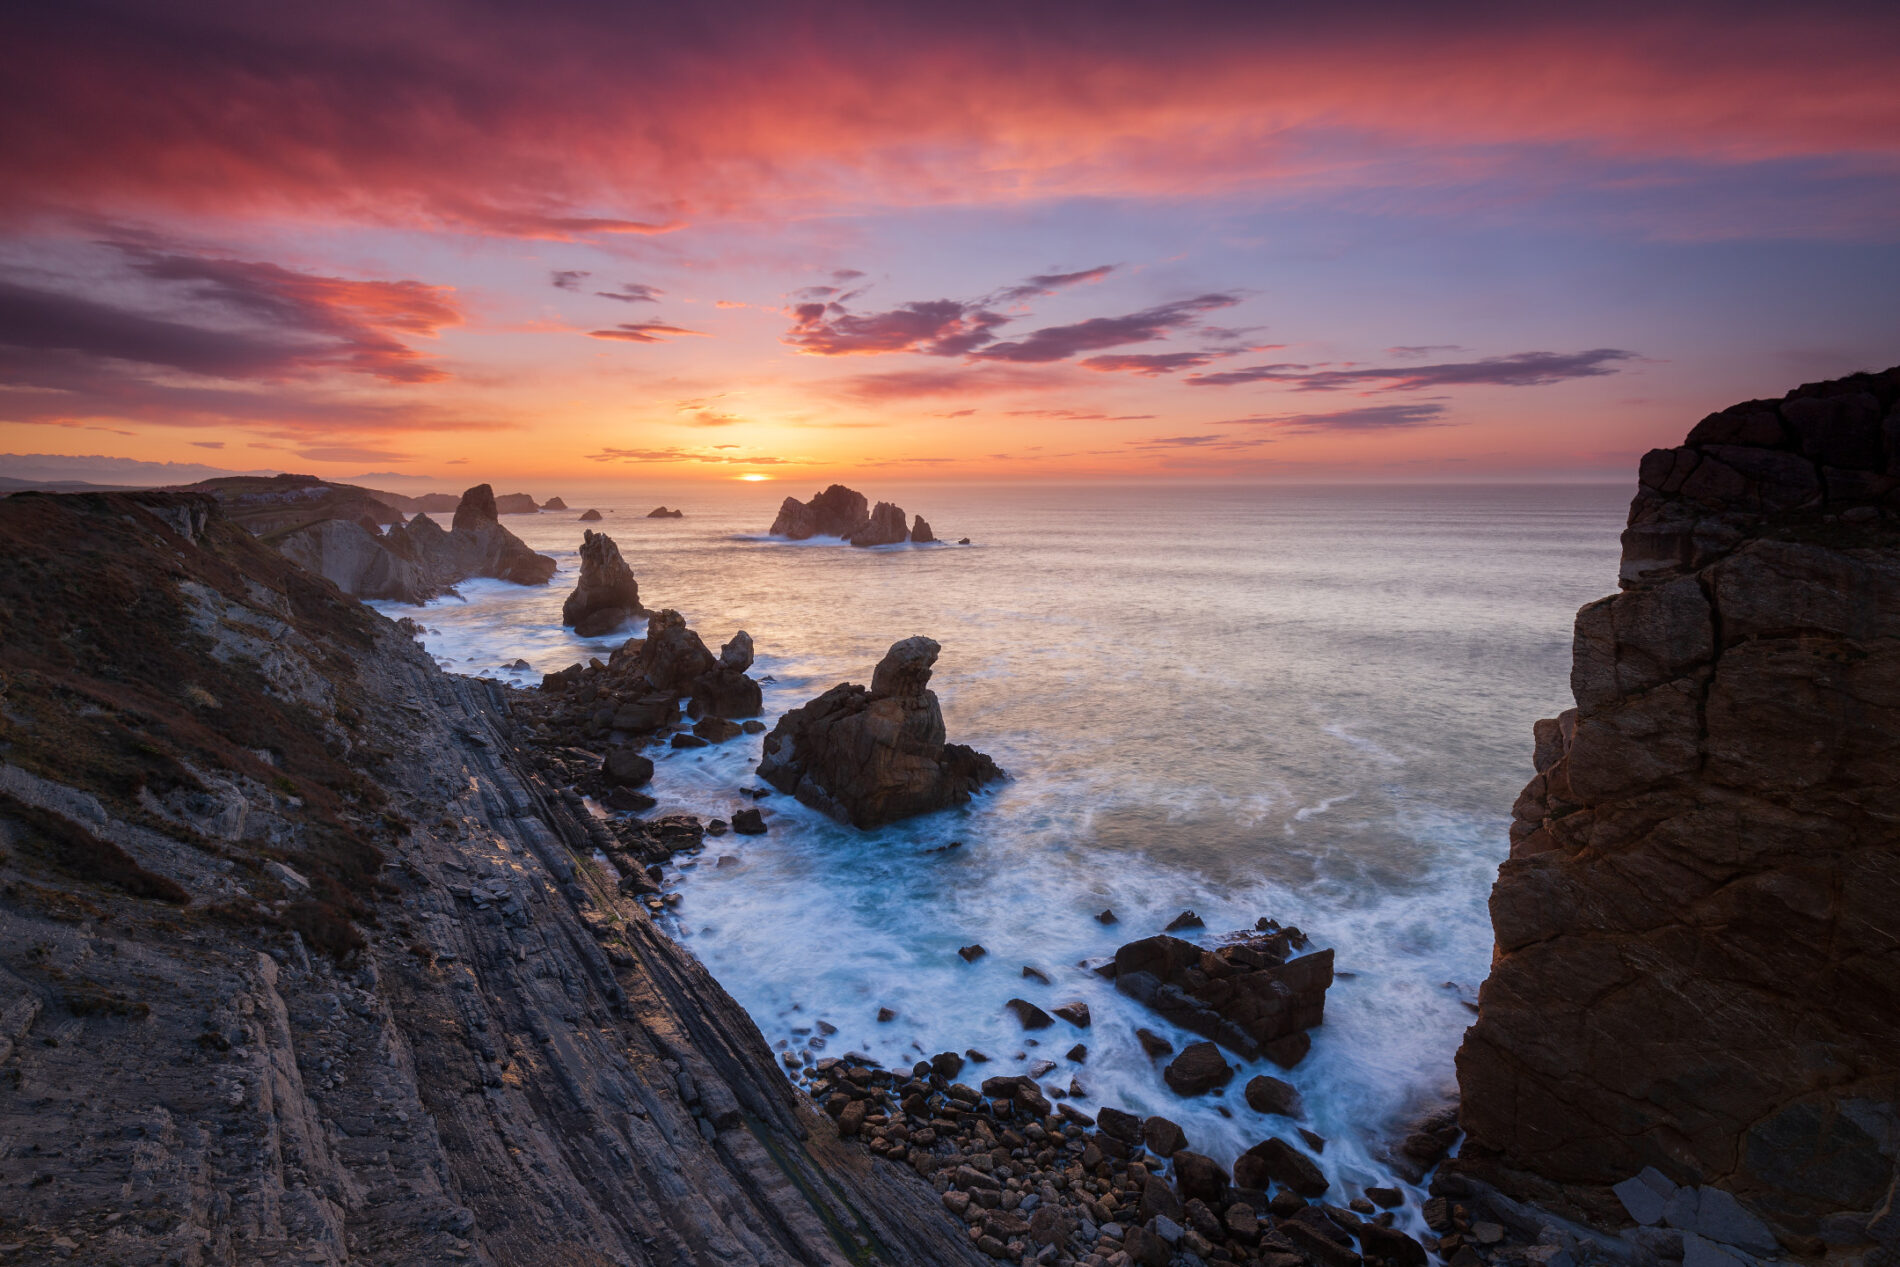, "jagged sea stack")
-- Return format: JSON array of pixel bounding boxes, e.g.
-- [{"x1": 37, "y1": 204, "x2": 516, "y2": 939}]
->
[
  {"x1": 757, "y1": 636, "x2": 1003, "y2": 828},
  {"x1": 770, "y1": 484, "x2": 871, "y2": 539},
  {"x1": 1454, "y1": 366, "x2": 1900, "y2": 1239},
  {"x1": 561, "y1": 530, "x2": 644, "y2": 636}
]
